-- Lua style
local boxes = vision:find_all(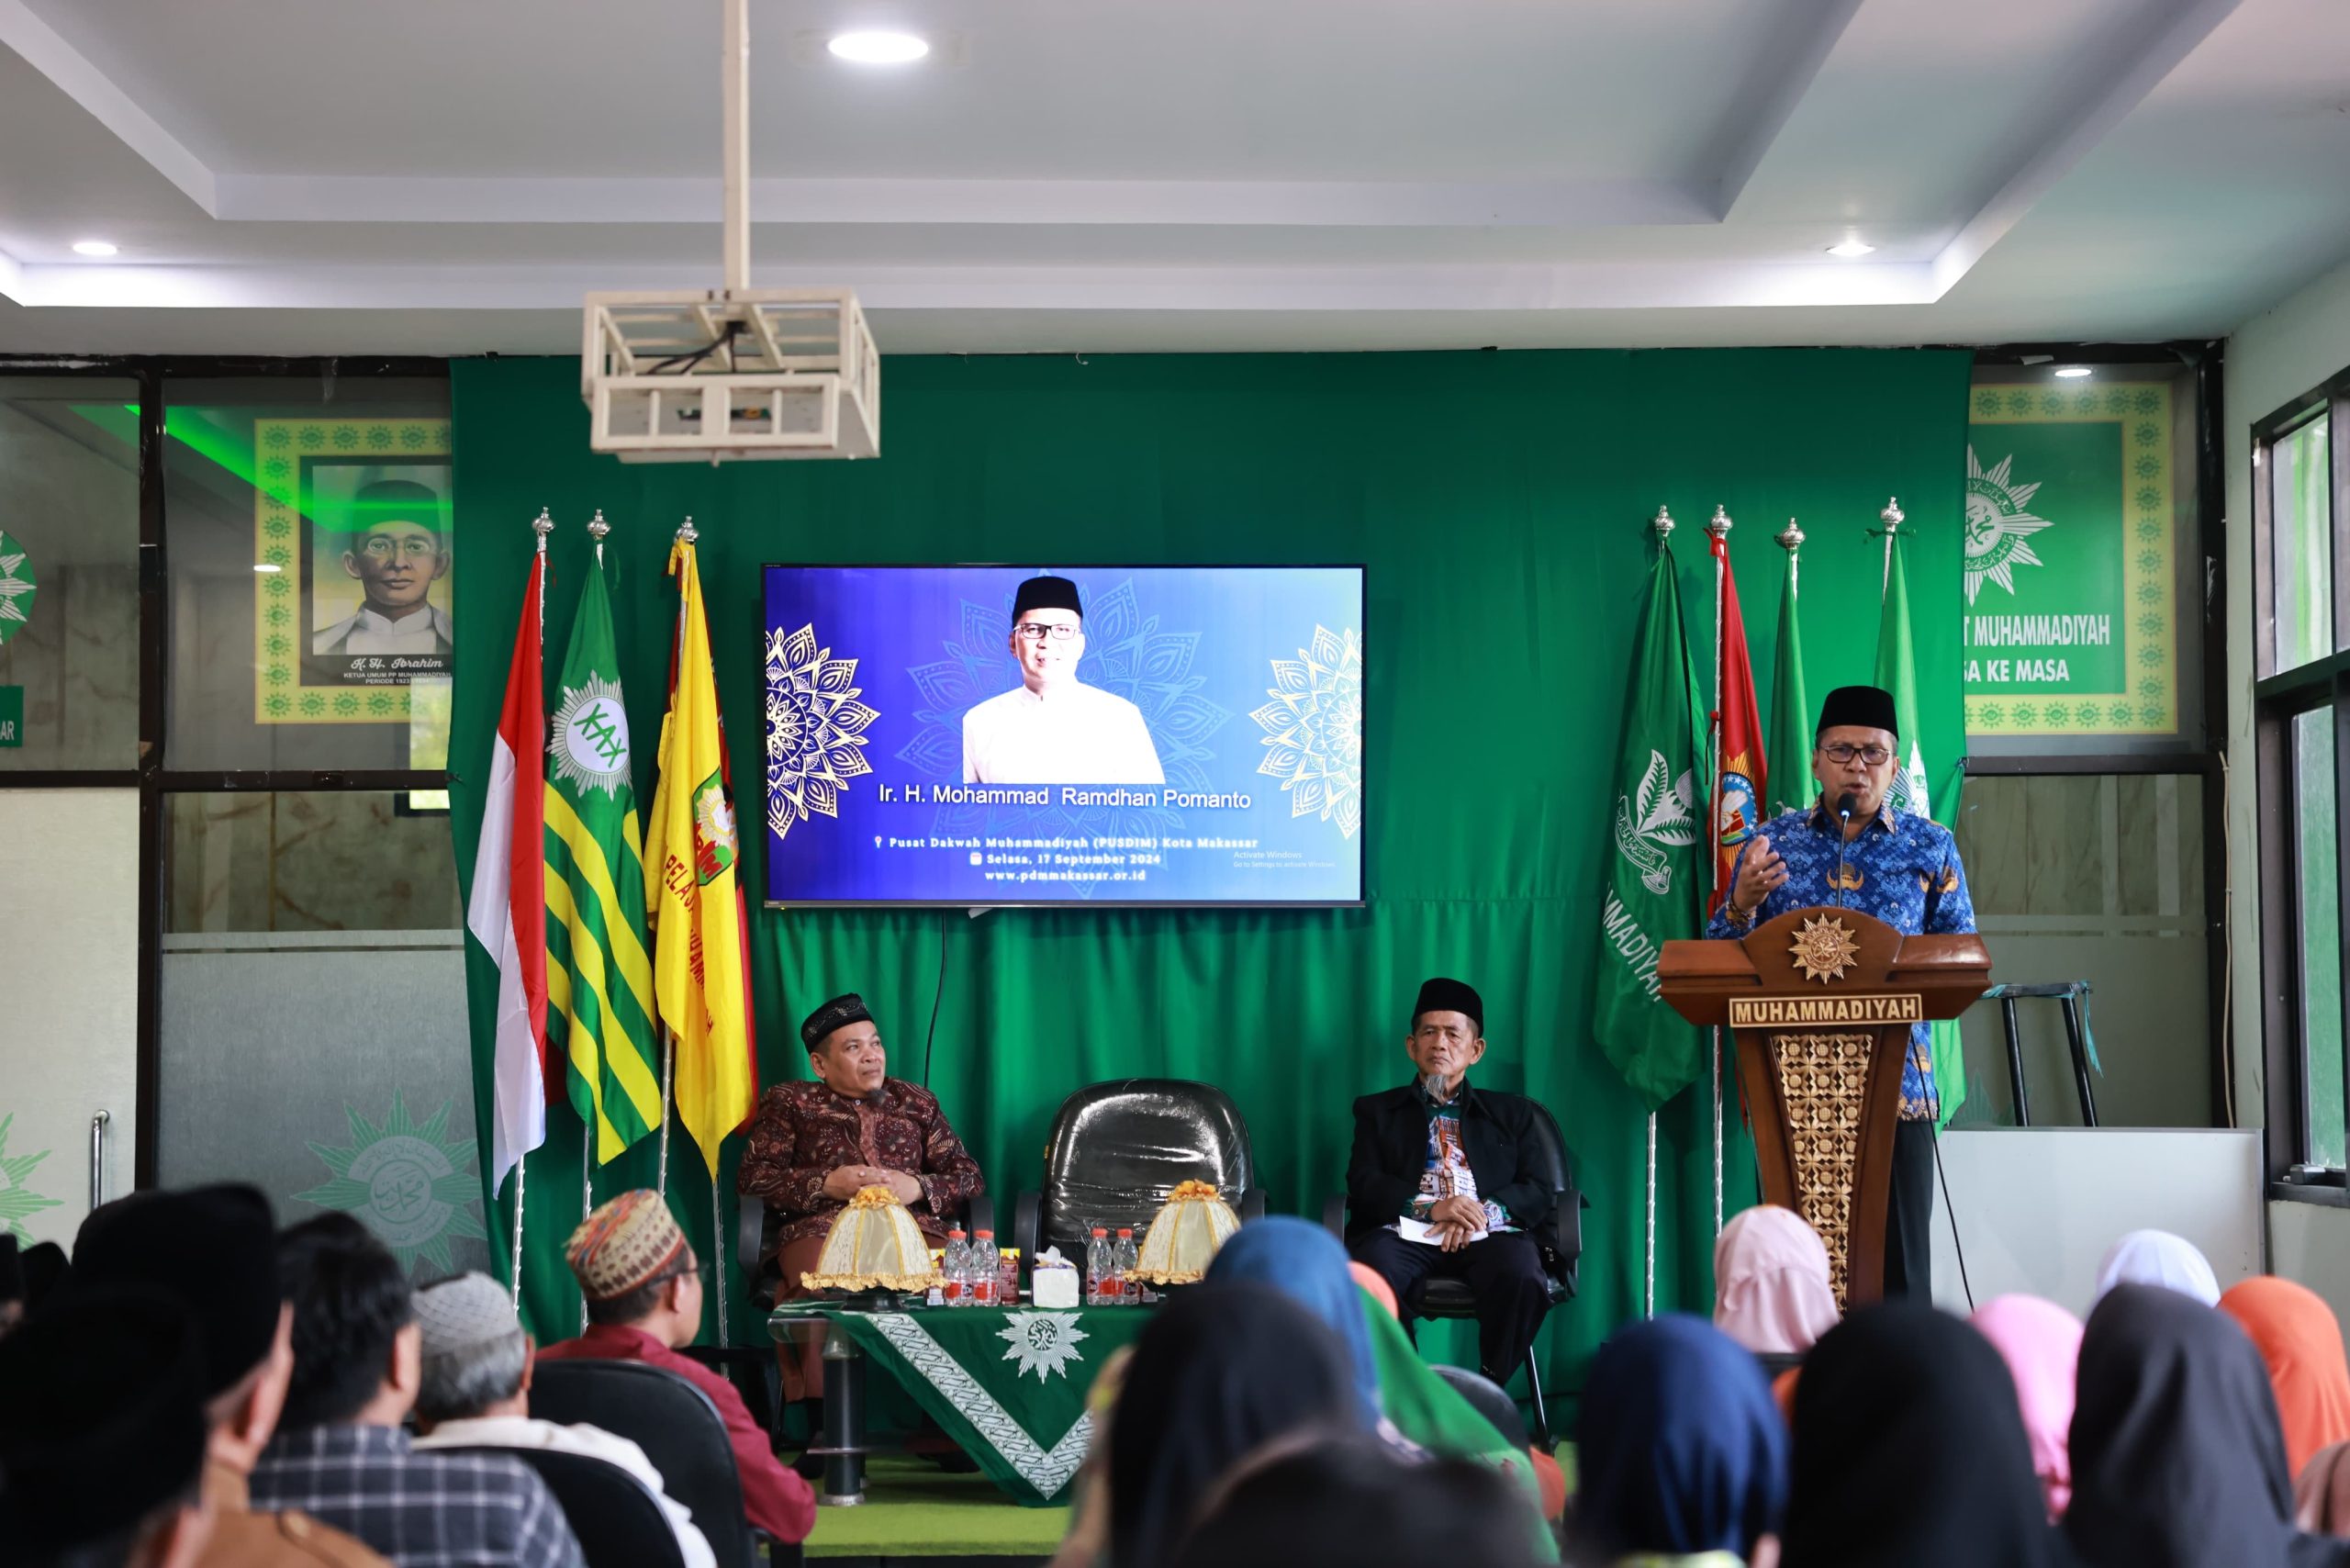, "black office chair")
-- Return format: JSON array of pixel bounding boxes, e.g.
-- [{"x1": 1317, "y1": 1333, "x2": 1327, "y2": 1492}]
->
[
  {"x1": 528, "y1": 1358, "x2": 780, "y2": 1568},
  {"x1": 1323, "y1": 1098, "x2": 1586, "y2": 1449},
  {"x1": 1013, "y1": 1079, "x2": 1268, "y2": 1264},
  {"x1": 1432, "y1": 1363, "x2": 1529, "y2": 1451},
  {"x1": 436, "y1": 1446, "x2": 688, "y2": 1568}
]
